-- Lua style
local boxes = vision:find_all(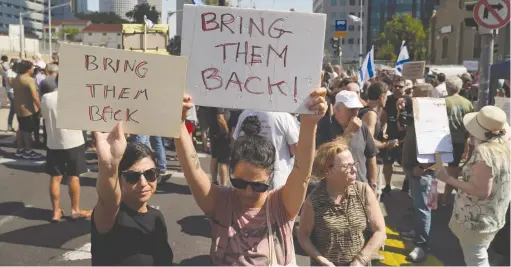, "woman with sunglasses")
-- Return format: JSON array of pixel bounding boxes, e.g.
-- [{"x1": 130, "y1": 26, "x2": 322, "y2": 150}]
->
[
  {"x1": 90, "y1": 123, "x2": 173, "y2": 265},
  {"x1": 176, "y1": 89, "x2": 327, "y2": 265},
  {"x1": 297, "y1": 138, "x2": 386, "y2": 266}
]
